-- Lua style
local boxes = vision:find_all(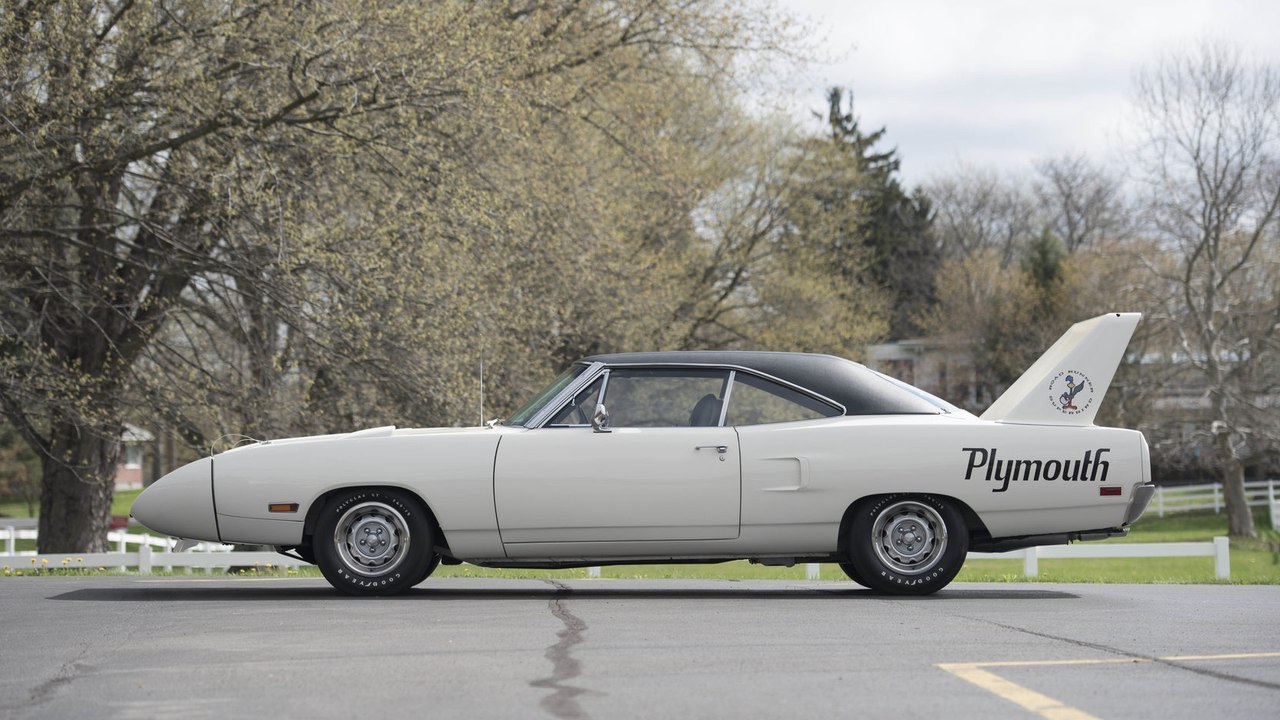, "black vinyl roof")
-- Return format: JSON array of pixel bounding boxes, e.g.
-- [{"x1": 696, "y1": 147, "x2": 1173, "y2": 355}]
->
[{"x1": 579, "y1": 351, "x2": 943, "y2": 416}]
